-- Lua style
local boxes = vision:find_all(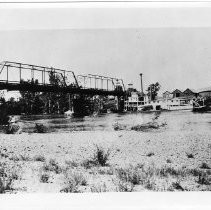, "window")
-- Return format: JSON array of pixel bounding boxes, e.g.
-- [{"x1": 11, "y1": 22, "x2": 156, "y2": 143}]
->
[{"x1": 176, "y1": 93, "x2": 180, "y2": 97}]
